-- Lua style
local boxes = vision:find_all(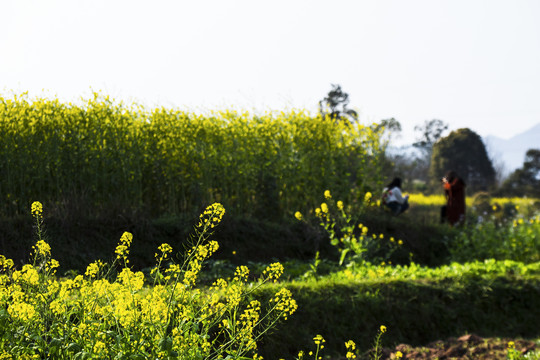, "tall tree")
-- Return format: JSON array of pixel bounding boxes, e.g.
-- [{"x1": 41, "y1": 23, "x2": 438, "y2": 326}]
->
[
  {"x1": 413, "y1": 119, "x2": 449, "y2": 157},
  {"x1": 430, "y1": 128, "x2": 496, "y2": 193},
  {"x1": 319, "y1": 84, "x2": 358, "y2": 124},
  {"x1": 498, "y1": 148, "x2": 540, "y2": 197},
  {"x1": 410, "y1": 119, "x2": 449, "y2": 185}
]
